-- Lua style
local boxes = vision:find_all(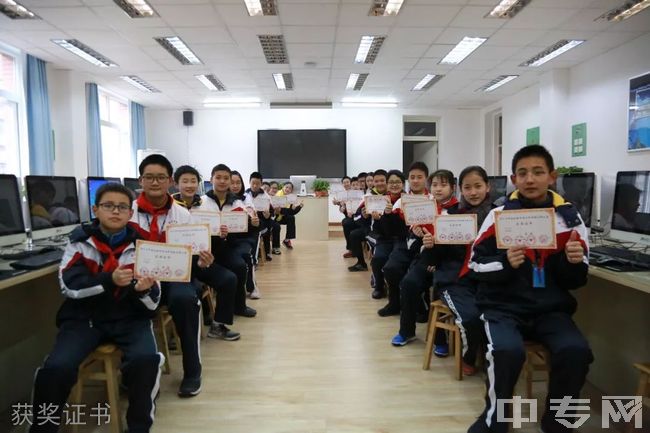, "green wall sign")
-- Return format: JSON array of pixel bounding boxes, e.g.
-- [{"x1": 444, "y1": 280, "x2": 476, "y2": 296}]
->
[
  {"x1": 571, "y1": 123, "x2": 587, "y2": 157},
  {"x1": 526, "y1": 127, "x2": 540, "y2": 145}
]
